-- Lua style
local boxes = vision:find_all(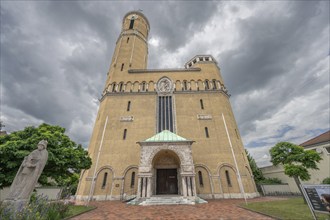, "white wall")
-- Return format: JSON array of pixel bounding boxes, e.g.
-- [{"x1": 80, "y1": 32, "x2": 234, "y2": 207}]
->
[{"x1": 0, "y1": 187, "x2": 63, "y2": 201}]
